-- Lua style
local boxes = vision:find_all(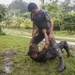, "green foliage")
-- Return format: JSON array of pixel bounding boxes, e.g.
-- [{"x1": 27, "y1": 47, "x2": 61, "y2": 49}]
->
[
  {"x1": 21, "y1": 18, "x2": 32, "y2": 29},
  {"x1": 0, "y1": 31, "x2": 6, "y2": 35},
  {"x1": 22, "y1": 12, "x2": 30, "y2": 19},
  {"x1": 40, "y1": 0, "x2": 46, "y2": 9},
  {"x1": 1, "y1": 0, "x2": 75, "y2": 32},
  {"x1": 52, "y1": 12, "x2": 75, "y2": 31},
  {"x1": 40, "y1": 0, "x2": 75, "y2": 32},
  {"x1": 5, "y1": 16, "x2": 24, "y2": 28},
  {"x1": 0, "y1": 4, "x2": 6, "y2": 22},
  {"x1": 53, "y1": 18, "x2": 60, "y2": 30},
  {"x1": 12, "y1": 17, "x2": 24, "y2": 27},
  {"x1": 63, "y1": 12, "x2": 75, "y2": 31},
  {"x1": 60, "y1": 0, "x2": 75, "y2": 12},
  {"x1": 7, "y1": 0, "x2": 28, "y2": 17},
  {"x1": 8, "y1": 0, "x2": 27, "y2": 13},
  {"x1": 0, "y1": 27, "x2": 6, "y2": 35}
]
